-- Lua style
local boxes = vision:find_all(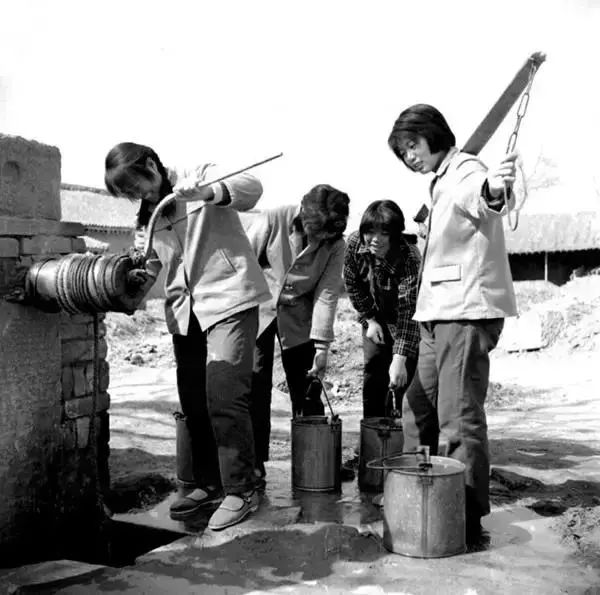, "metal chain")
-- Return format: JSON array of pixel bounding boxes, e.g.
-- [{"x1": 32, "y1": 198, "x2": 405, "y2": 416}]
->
[{"x1": 504, "y1": 58, "x2": 542, "y2": 231}]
